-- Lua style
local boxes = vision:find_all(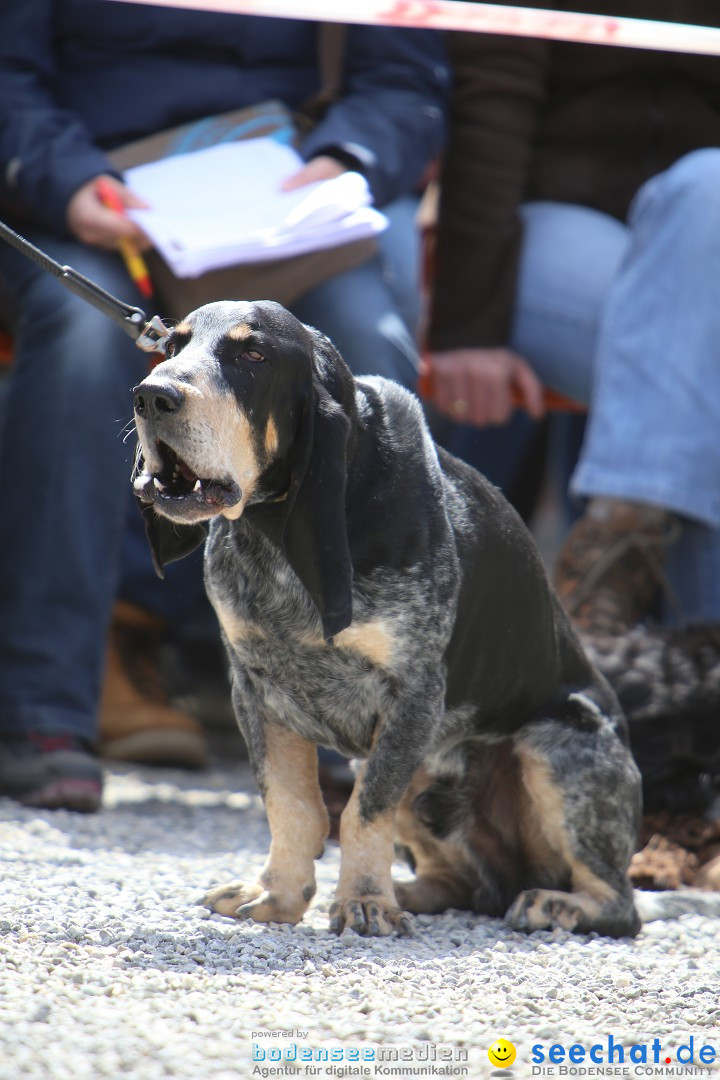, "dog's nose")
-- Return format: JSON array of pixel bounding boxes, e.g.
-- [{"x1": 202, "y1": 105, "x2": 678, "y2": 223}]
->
[{"x1": 133, "y1": 382, "x2": 184, "y2": 420}]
